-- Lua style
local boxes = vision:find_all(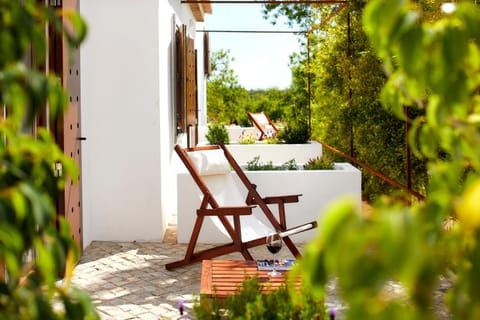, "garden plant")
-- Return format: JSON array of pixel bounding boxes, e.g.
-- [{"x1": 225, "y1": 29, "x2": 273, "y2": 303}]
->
[
  {"x1": 206, "y1": 122, "x2": 230, "y2": 145},
  {"x1": 194, "y1": 275, "x2": 324, "y2": 319},
  {"x1": 299, "y1": 1, "x2": 480, "y2": 319},
  {"x1": 303, "y1": 155, "x2": 335, "y2": 170},
  {"x1": 0, "y1": 1, "x2": 99, "y2": 319},
  {"x1": 245, "y1": 156, "x2": 298, "y2": 171}
]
